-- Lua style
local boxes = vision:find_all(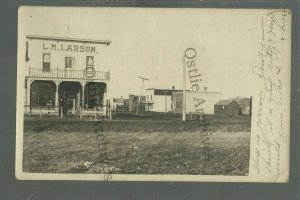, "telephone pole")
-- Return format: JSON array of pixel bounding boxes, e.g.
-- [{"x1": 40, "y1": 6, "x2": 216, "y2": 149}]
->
[
  {"x1": 182, "y1": 55, "x2": 186, "y2": 121},
  {"x1": 136, "y1": 76, "x2": 149, "y2": 114}
]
